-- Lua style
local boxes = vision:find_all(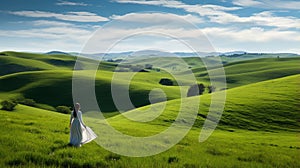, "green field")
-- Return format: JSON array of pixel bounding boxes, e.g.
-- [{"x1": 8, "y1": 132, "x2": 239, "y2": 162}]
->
[{"x1": 0, "y1": 51, "x2": 299, "y2": 167}]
